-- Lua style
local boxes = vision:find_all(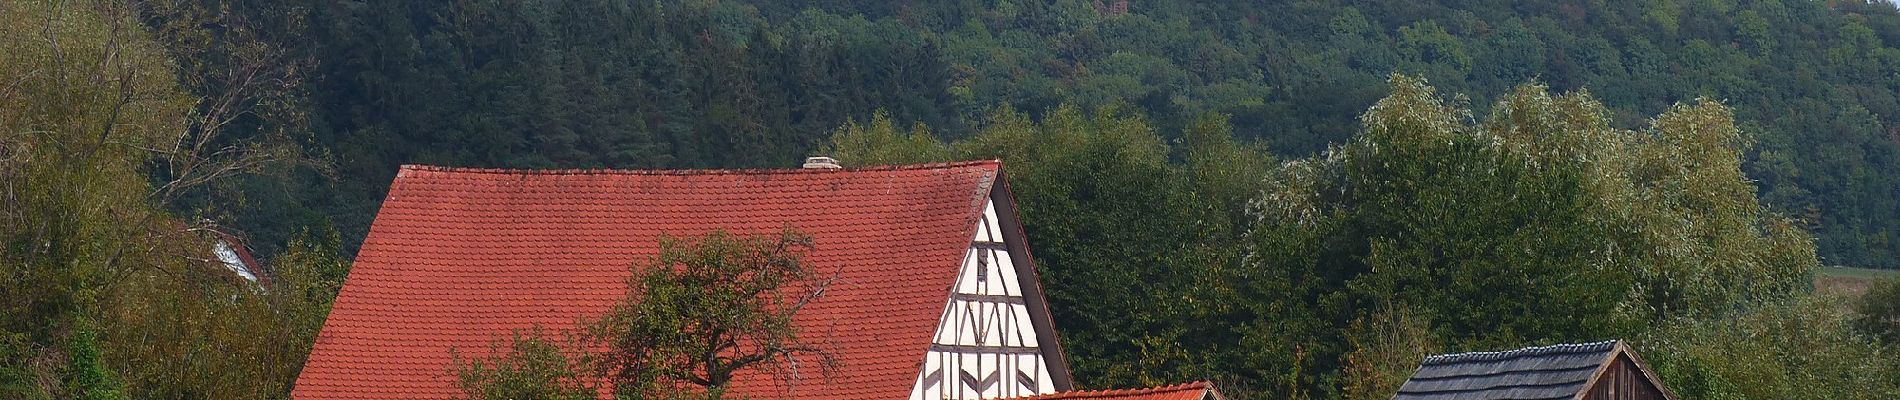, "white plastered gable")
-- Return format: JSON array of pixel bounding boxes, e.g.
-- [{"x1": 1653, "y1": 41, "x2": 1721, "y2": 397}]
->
[{"x1": 908, "y1": 191, "x2": 1067, "y2": 400}]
